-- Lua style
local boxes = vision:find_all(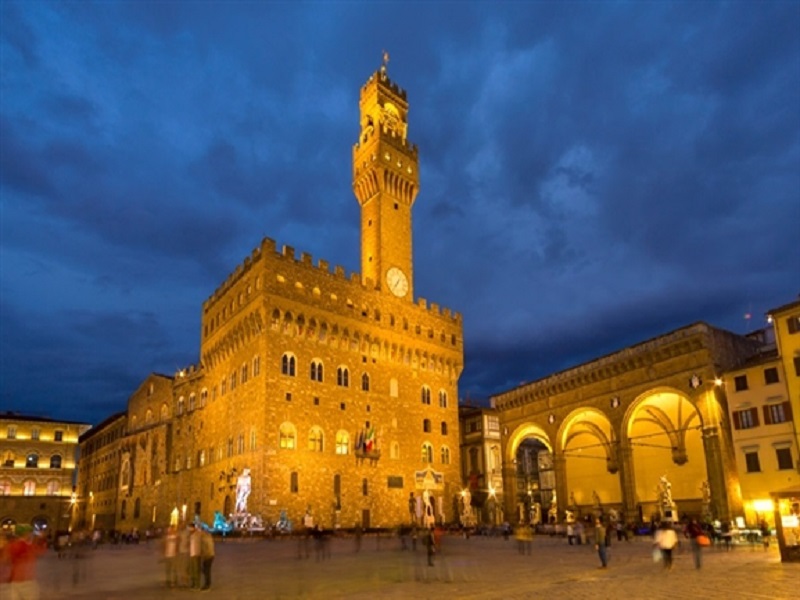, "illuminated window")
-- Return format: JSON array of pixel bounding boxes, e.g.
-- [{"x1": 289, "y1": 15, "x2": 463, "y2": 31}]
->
[
  {"x1": 23, "y1": 480, "x2": 35, "y2": 496},
  {"x1": 31, "y1": 428, "x2": 40, "y2": 440},
  {"x1": 160, "y1": 404, "x2": 169, "y2": 421},
  {"x1": 7, "y1": 426, "x2": 16, "y2": 439},
  {"x1": 441, "y1": 446, "x2": 451, "y2": 464},
  {"x1": 733, "y1": 408, "x2": 759, "y2": 430},
  {"x1": 46, "y1": 480, "x2": 60, "y2": 495},
  {"x1": 438, "y1": 390, "x2": 448, "y2": 408},
  {"x1": 177, "y1": 397, "x2": 185, "y2": 416},
  {"x1": 25, "y1": 453, "x2": 38, "y2": 469},
  {"x1": 282, "y1": 353, "x2": 296, "y2": 376},
  {"x1": 198, "y1": 450, "x2": 206, "y2": 467},
  {"x1": 49, "y1": 455, "x2": 62, "y2": 469},
  {"x1": 337, "y1": 367, "x2": 350, "y2": 387},
  {"x1": 0, "y1": 481, "x2": 10, "y2": 496},
  {"x1": 145, "y1": 409, "x2": 153, "y2": 423},
  {"x1": 280, "y1": 423, "x2": 296, "y2": 450},
  {"x1": 335, "y1": 431, "x2": 349, "y2": 455},
  {"x1": 421, "y1": 443, "x2": 433, "y2": 463},
  {"x1": 54, "y1": 430, "x2": 63, "y2": 442},
  {"x1": 308, "y1": 428, "x2": 324, "y2": 452}
]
